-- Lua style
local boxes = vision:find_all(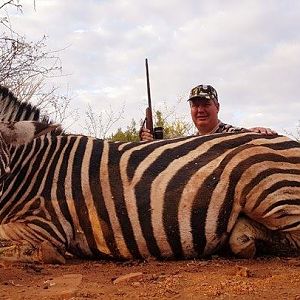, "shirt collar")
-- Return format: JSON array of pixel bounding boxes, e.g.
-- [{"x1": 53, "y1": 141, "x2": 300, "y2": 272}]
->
[{"x1": 197, "y1": 120, "x2": 222, "y2": 136}]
